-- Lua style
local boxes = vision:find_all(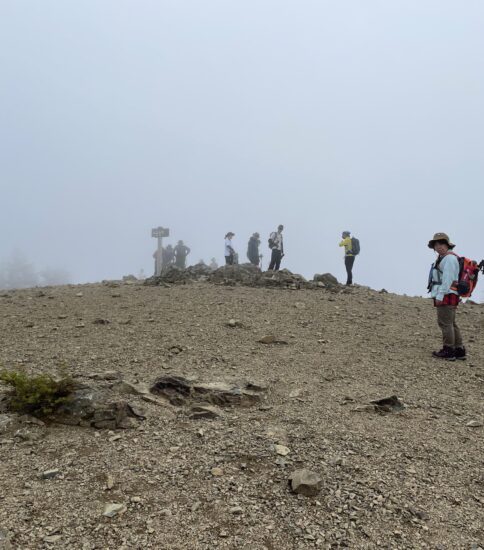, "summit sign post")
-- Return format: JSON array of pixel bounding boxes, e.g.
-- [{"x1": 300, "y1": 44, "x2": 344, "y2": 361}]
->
[{"x1": 152, "y1": 226, "x2": 170, "y2": 276}]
